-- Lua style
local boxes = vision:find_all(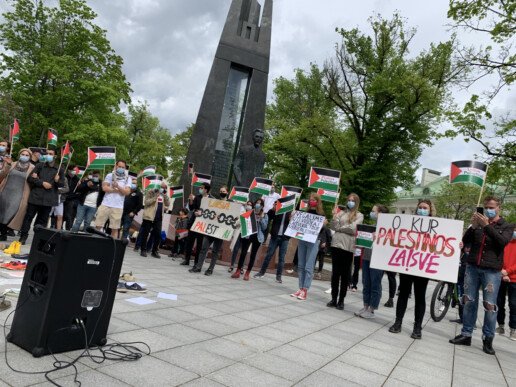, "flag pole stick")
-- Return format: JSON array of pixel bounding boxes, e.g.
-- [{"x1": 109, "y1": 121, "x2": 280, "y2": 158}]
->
[
  {"x1": 476, "y1": 164, "x2": 490, "y2": 207},
  {"x1": 8, "y1": 124, "x2": 13, "y2": 158}
]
